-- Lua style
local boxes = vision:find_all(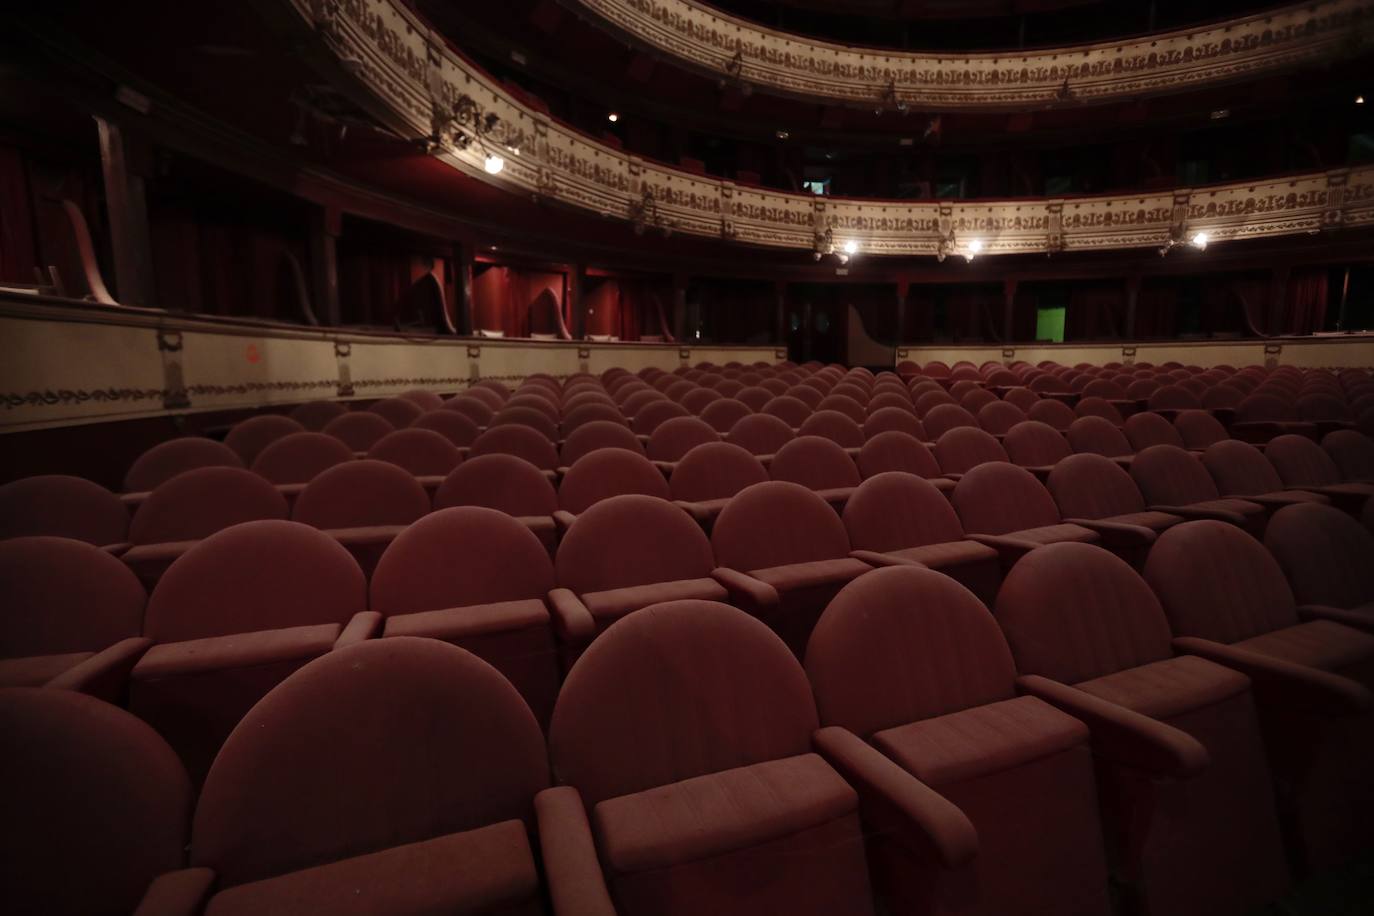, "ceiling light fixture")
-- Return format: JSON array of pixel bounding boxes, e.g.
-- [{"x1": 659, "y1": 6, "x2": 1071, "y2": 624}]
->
[
  {"x1": 1190, "y1": 231, "x2": 1209, "y2": 250},
  {"x1": 966, "y1": 238, "x2": 984, "y2": 260},
  {"x1": 842, "y1": 240, "x2": 858, "y2": 255},
  {"x1": 484, "y1": 154, "x2": 505, "y2": 175},
  {"x1": 608, "y1": 112, "x2": 619, "y2": 122},
  {"x1": 1357, "y1": 95, "x2": 1366, "y2": 105}
]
